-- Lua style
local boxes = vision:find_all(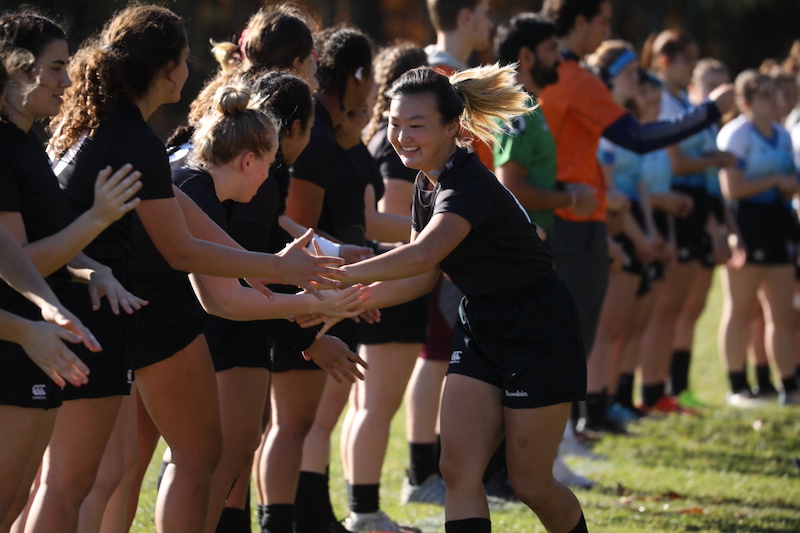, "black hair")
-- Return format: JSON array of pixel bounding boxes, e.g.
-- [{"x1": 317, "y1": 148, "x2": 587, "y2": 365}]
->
[
  {"x1": 541, "y1": 0, "x2": 606, "y2": 38},
  {"x1": 494, "y1": 13, "x2": 557, "y2": 66},
  {"x1": 316, "y1": 26, "x2": 373, "y2": 104}
]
